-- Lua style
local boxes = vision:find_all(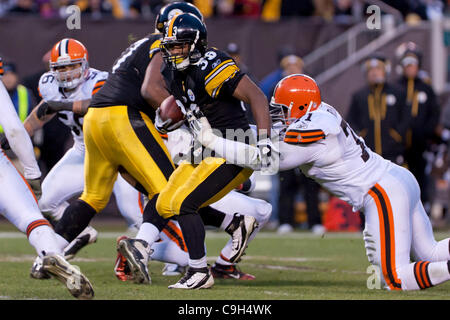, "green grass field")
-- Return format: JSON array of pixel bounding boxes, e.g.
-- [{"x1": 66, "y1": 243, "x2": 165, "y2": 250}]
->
[{"x1": 0, "y1": 221, "x2": 449, "y2": 300}]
